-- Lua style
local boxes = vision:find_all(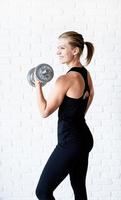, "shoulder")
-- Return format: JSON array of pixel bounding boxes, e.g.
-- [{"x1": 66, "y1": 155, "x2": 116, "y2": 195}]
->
[
  {"x1": 55, "y1": 74, "x2": 69, "y2": 86},
  {"x1": 54, "y1": 74, "x2": 70, "y2": 94},
  {"x1": 56, "y1": 74, "x2": 66, "y2": 81}
]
